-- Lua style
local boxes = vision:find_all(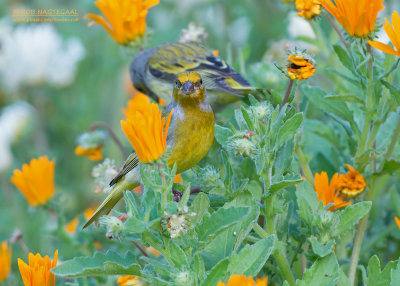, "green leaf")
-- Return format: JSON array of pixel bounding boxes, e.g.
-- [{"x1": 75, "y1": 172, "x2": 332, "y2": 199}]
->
[
  {"x1": 391, "y1": 260, "x2": 400, "y2": 286},
  {"x1": 382, "y1": 80, "x2": 400, "y2": 105},
  {"x1": 367, "y1": 255, "x2": 397, "y2": 286},
  {"x1": 194, "y1": 254, "x2": 206, "y2": 282},
  {"x1": 51, "y1": 250, "x2": 140, "y2": 277},
  {"x1": 196, "y1": 206, "x2": 249, "y2": 242},
  {"x1": 167, "y1": 240, "x2": 188, "y2": 269},
  {"x1": 296, "y1": 253, "x2": 339, "y2": 286},
  {"x1": 178, "y1": 183, "x2": 191, "y2": 209},
  {"x1": 214, "y1": 125, "x2": 234, "y2": 148},
  {"x1": 325, "y1": 94, "x2": 364, "y2": 105},
  {"x1": 333, "y1": 201, "x2": 371, "y2": 237},
  {"x1": 241, "y1": 106, "x2": 255, "y2": 130},
  {"x1": 191, "y1": 193, "x2": 210, "y2": 224},
  {"x1": 296, "y1": 182, "x2": 319, "y2": 227},
  {"x1": 382, "y1": 160, "x2": 400, "y2": 174},
  {"x1": 270, "y1": 176, "x2": 303, "y2": 193},
  {"x1": 333, "y1": 44, "x2": 353, "y2": 72},
  {"x1": 325, "y1": 67, "x2": 359, "y2": 86},
  {"x1": 276, "y1": 113, "x2": 303, "y2": 149},
  {"x1": 308, "y1": 236, "x2": 334, "y2": 257},
  {"x1": 228, "y1": 235, "x2": 275, "y2": 276},
  {"x1": 200, "y1": 258, "x2": 229, "y2": 286}
]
